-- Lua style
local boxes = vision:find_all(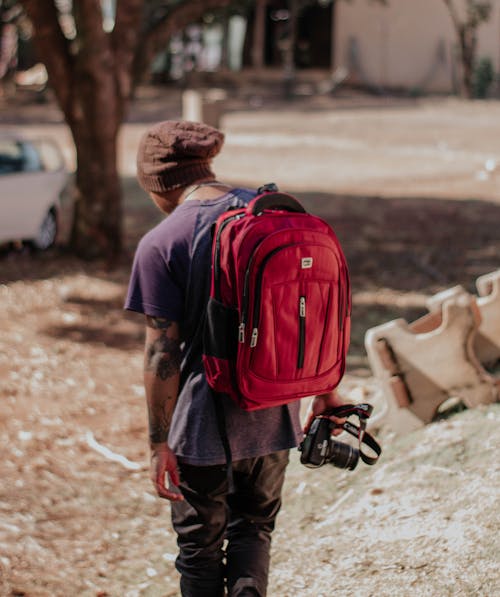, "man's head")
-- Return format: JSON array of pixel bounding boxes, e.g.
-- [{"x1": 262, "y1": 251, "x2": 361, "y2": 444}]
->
[{"x1": 136, "y1": 120, "x2": 225, "y2": 213}]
